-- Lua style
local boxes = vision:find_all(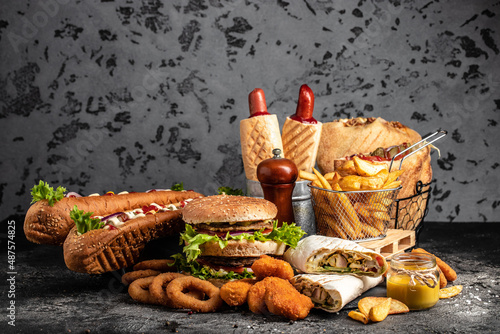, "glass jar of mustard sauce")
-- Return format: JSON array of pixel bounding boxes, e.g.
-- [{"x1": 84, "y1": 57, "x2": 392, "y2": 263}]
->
[{"x1": 386, "y1": 253, "x2": 440, "y2": 310}]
